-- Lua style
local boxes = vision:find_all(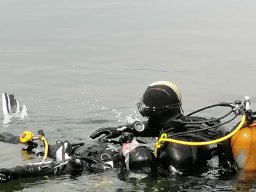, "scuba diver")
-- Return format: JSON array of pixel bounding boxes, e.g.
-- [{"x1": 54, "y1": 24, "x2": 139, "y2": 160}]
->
[
  {"x1": 0, "y1": 92, "x2": 155, "y2": 182},
  {"x1": 90, "y1": 81, "x2": 244, "y2": 173},
  {"x1": 0, "y1": 130, "x2": 155, "y2": 183},
  {"x1": 0, "y1": 81, "x2": 255, "y2": 183}
]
